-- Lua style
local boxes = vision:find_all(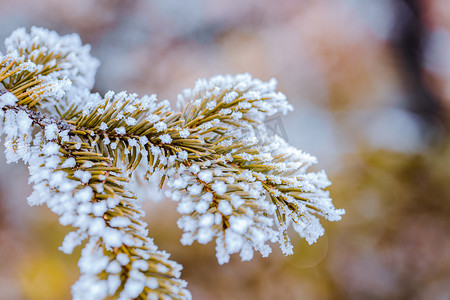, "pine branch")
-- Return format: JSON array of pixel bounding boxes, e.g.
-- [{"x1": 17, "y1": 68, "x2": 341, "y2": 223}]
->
[
  {"x1": 0, "y1": 26, "x2": 345, "y2": 299},
  {"x1": 1, "y1": 96, "x2": 189, "y2": 299},
  {"x1": 165, "y1": 76, "x2": 344, "y2": 263}
]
